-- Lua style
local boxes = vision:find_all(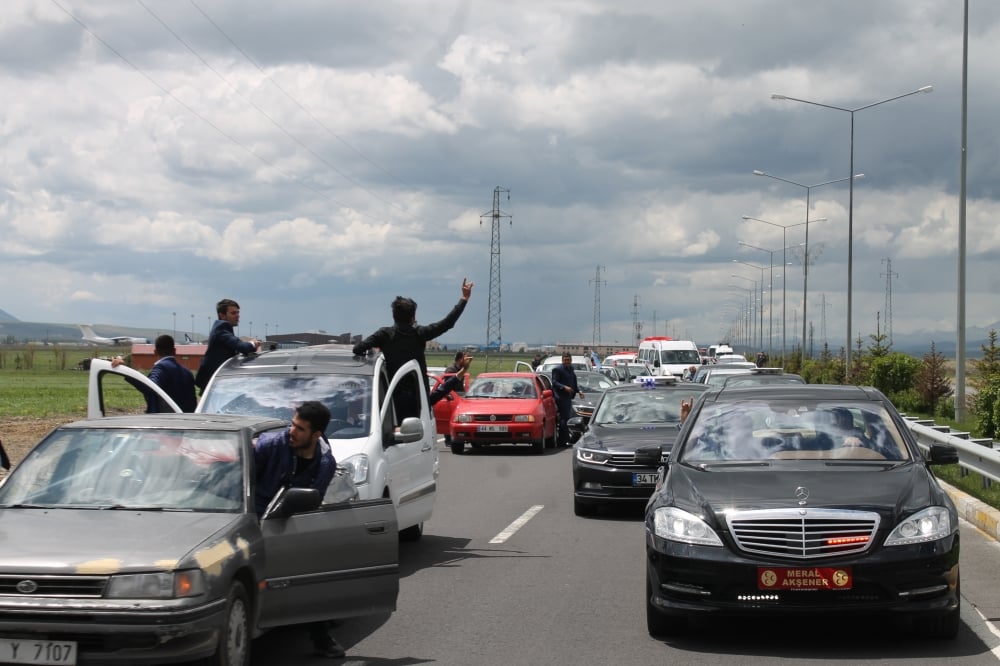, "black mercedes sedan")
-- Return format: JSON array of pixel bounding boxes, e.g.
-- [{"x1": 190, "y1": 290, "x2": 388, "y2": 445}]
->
[
  {"x1": 570, "y1": 380, "x2": 708, "y2": 516},
  {"x1": 644, "y1": 385, "x2": 961, "y2": 639}
]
